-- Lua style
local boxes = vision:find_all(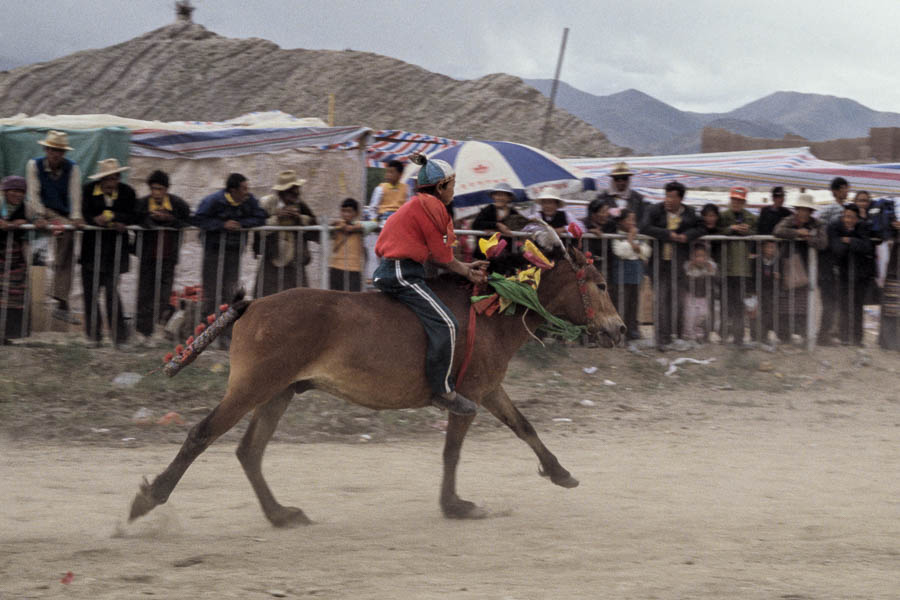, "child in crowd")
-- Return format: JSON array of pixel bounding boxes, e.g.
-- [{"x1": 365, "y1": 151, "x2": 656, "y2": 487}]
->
[
  {"x1": 329, "y1": 198, "x2": 372, "y2": 291},
  {"x1": 609, "y1": 208, "x2": 651, "y2": 341},
  {"x1": 749, "y1": 240, "x2": 780, "y2": 343},
  {"x1": 682, "y1": 242, "x2": 718, "y2": 342}
]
